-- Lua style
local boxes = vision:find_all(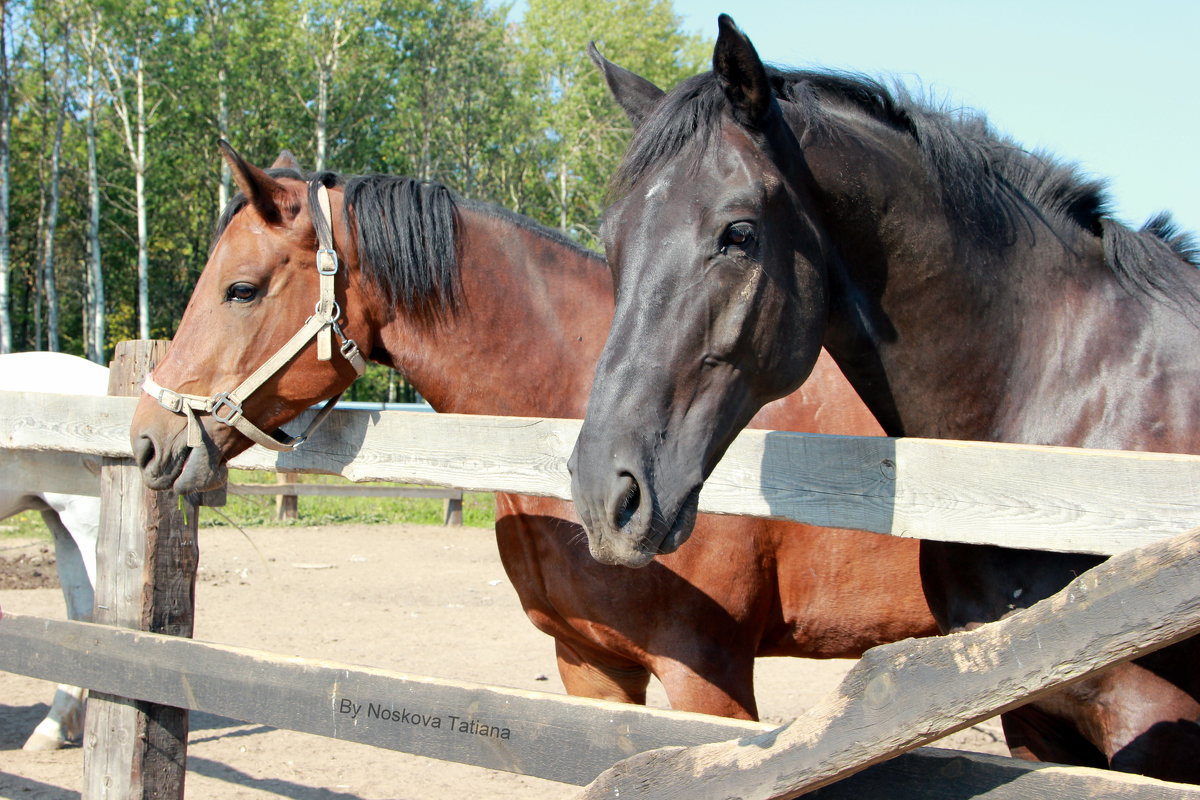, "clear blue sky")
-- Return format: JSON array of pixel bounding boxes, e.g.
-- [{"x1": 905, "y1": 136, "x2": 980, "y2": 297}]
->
[{"x1": 672, "y1": 1, "x2": 1199, "y2": 235}]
